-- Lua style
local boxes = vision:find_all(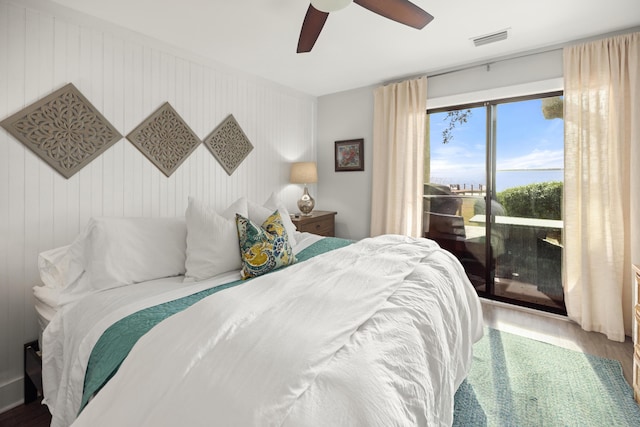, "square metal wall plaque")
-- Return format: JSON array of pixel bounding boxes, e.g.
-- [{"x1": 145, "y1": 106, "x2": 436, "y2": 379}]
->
[
  {"x1": 126, "y1": 102, "x2": 201, "y2": 177},
  {"x1": 0, "y1": 83, "x2": 122, "y2": 179},
  {"x1": 203, "y1": 114, "x2": 254, "y2": 176}
]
